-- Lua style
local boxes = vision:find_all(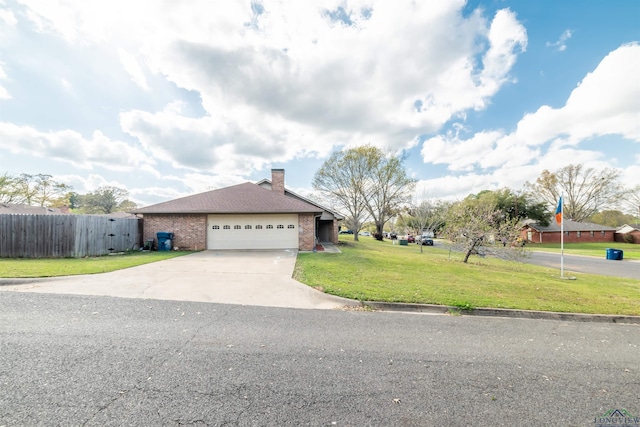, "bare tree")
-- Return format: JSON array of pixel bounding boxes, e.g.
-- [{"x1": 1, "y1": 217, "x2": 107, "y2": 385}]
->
[
  {"x1": 3, "y1": 173, "x2": 72, "y2": 207},
  {"x1": 0, "y1": 173, "x2": 19, "y2": 203},
  {"x1": 620, "y1": 185, "x2": 640, "y2": 226},
  {"x1": 12, "y1": 174, "x2": 40, "y2": 205},
  {"x1": 313, "y1": 149, "x2": 370, "y2": 241},
  {"x1": 32, "y1": 174, "x2": 73, "y2": 207},
  {"x1": 526, "y1": 164, "x2": 624, "y2": 222},
  {"x1": 359, "y1": 146, "x2": 416, "y2": 239},
  {"x1": 444, "y1": 196, "x2": 524, "y2": 263},
  {"x1": 408, "y1": 197, "x2": 449, "y2": 253},
  {"x1": 314, "y1": 146, "x2": 415, "y2": 241}
]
